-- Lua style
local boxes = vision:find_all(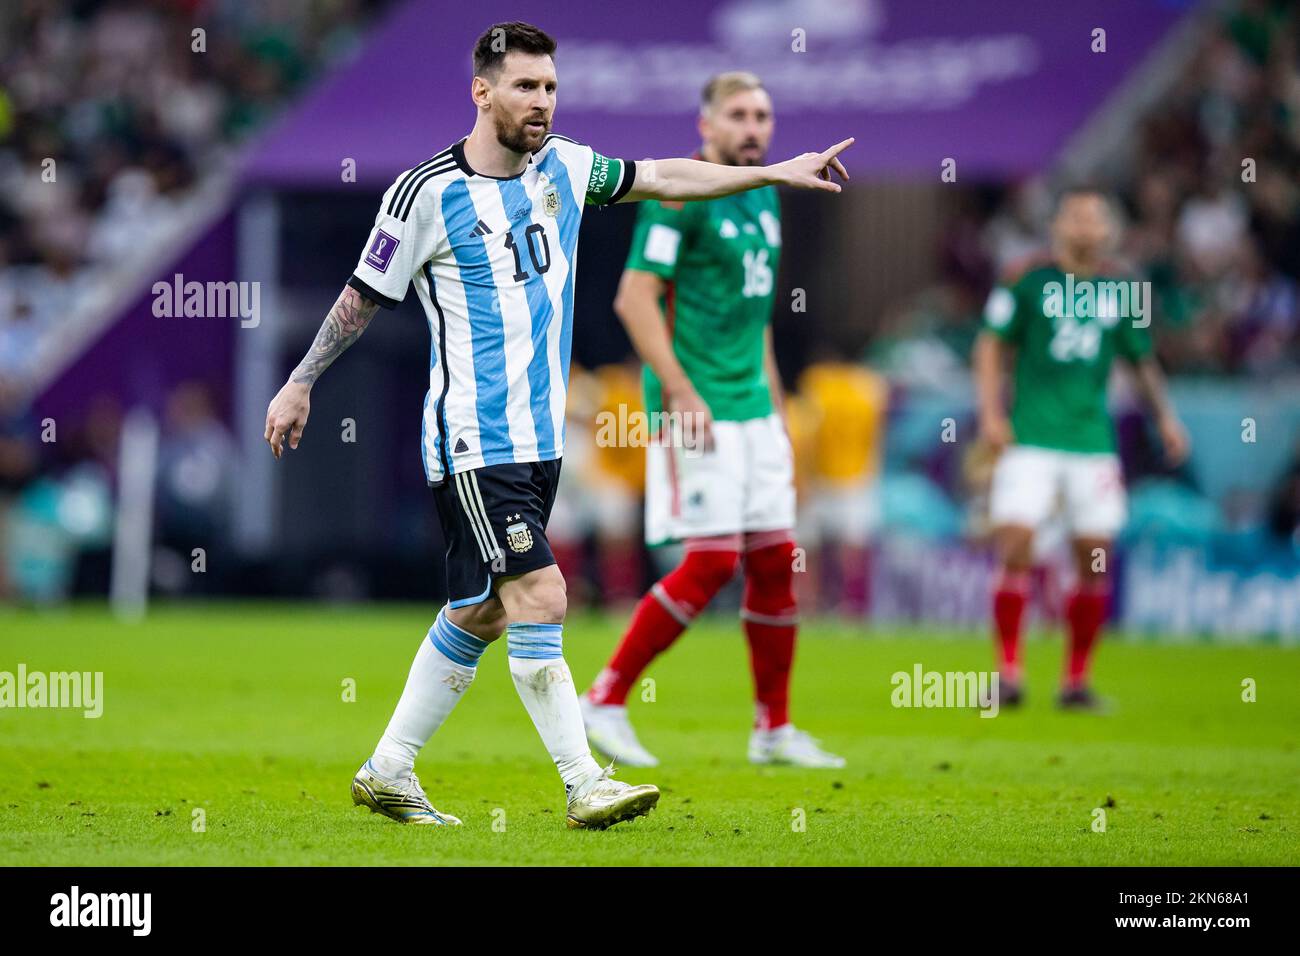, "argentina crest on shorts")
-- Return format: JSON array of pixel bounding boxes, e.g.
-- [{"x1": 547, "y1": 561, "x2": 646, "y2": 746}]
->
[{"x1": 506, "y1": 514, "x2": 534, "y2": 553}]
